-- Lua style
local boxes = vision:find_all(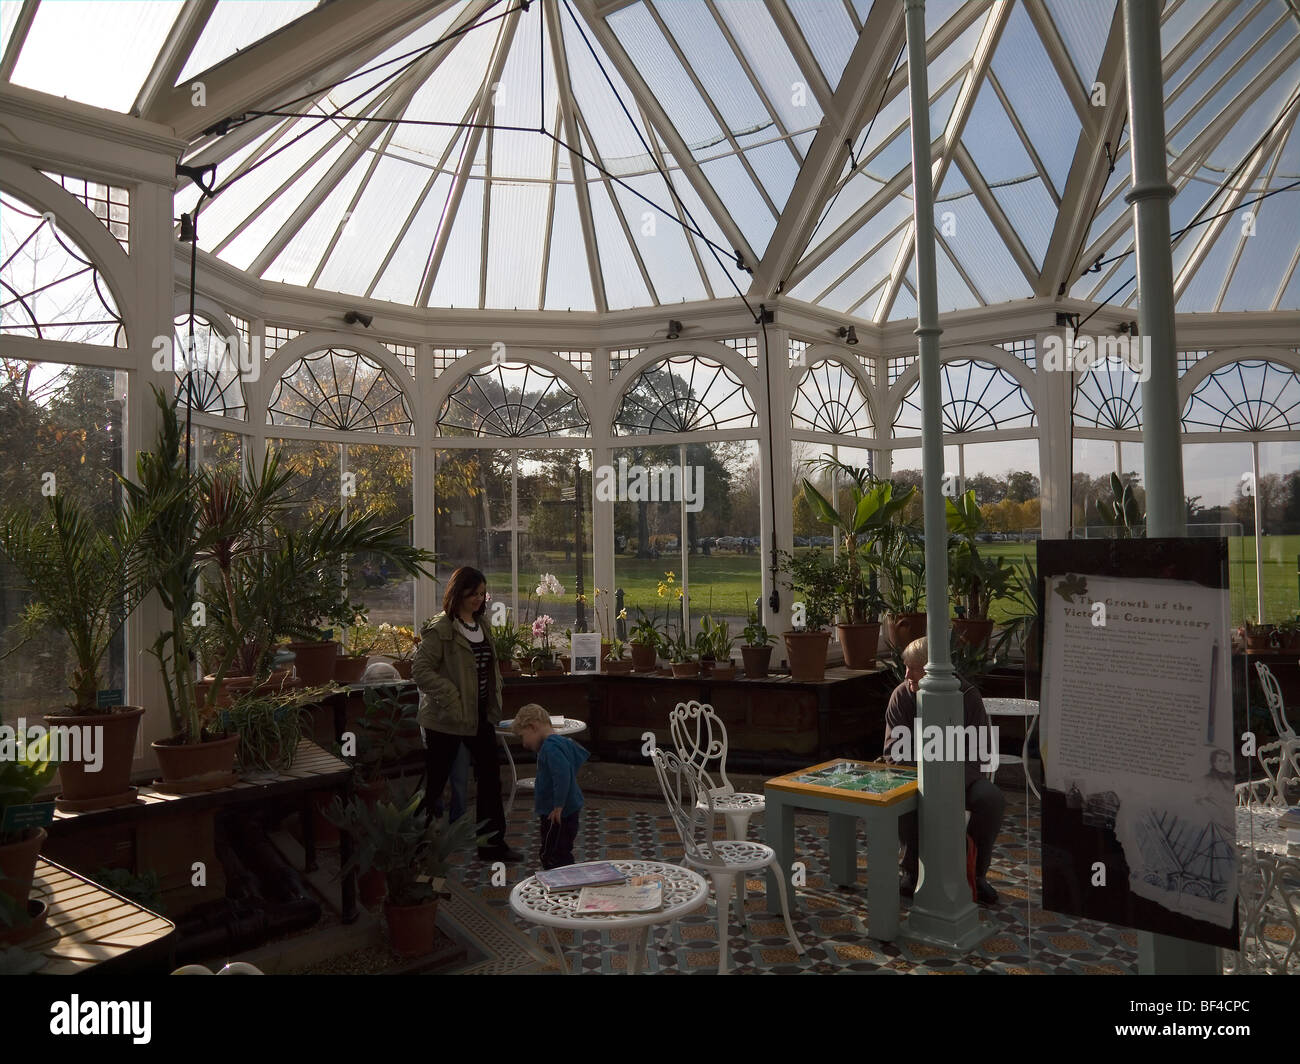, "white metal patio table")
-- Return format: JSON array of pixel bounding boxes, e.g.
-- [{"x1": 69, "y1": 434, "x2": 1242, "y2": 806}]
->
[
  {"x1": 509, "y1": 859, "x2": 708, "y2": 974},
  {"x1": 982, "y1": 698, "x2": 1041, "y2": 798}
]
